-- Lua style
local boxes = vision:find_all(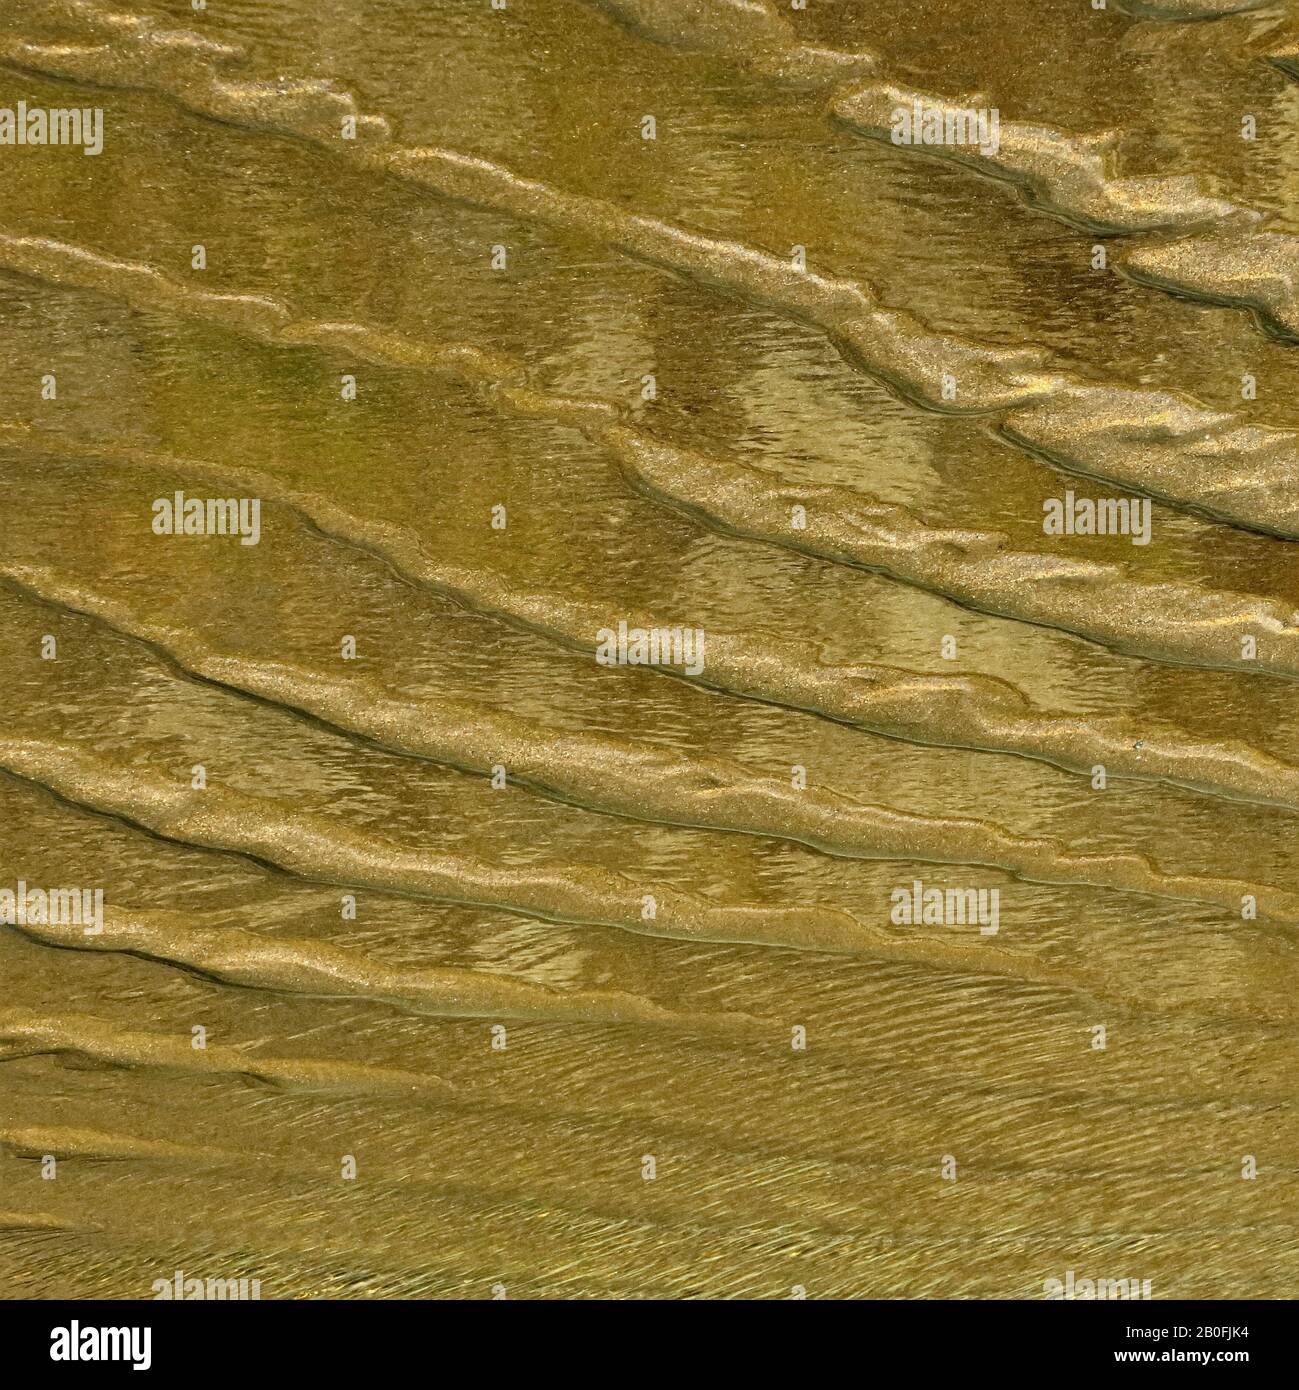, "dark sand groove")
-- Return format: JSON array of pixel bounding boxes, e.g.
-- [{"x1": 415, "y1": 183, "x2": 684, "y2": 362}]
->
[
  {"x1": 1267, "y1": 44, "x2": 1299, "y2": 81},
  {"x1": 2, "y1": 8, "x2": 1299, "y2": 533},
  {"x1": 609, "y1": 429, "x2": 1299, "y2": 680},
  {"x1": 6, "y1": 901, "x2": 769, "y2": 1034},
  {"x1": 1110, "y1": 0, "x2": 1275, "y2": 16},
  {"x1": 0, "y1": 1009, "x2": 461, "y2": 1099},
  {"x1": 831, "y1": 80, "x2": 1248, "y2": 236},
  {"x1": 827, "y1": 97, "x2": 1299, "y2": 345},
  {"x1": 0, "y1": 735, "x2": 1294, "y2": 929},
  {"x1": 1117, "y1": 230, "x2": 1299, "y2": 343},
  {"x1": 0, "y1": 1126, "x2": 228, "y2": 1165},
  {"x1": 7, "y1": 554, "x2": 1299, "y2": 880},
  {"x1": 2, "y1": 237, "x2": 1297, "y2": 680},
  {"x1": 7, "y1": 435, "x2": 1299, "y2": 818},
  {"x1": 585, "y1": 4, "x2": 1297, "y2": 343},
  {"x1": 1, "y1": 0, "x2": 1296, "y2": 1303}
]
